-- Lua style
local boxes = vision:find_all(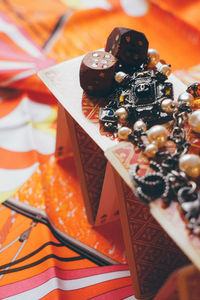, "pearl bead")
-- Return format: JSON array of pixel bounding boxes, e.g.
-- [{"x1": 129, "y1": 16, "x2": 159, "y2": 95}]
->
[
  {"x1": 133, "y1": 119, "x2": 147, "y2": 131},
  {"x1": 179, "y1": 154, "x2": 200, "y2": 178},
  {"x1": 147, "y1": 49, "x2": 160, "y2": 67},
  {"x1": 188, "y1": 109, "x2": 200, "y2": 133},
  {"x1": 178, "y1": 92, "x2": 194, "y2": 106},
  {"x1": 115, "y1": 71, "x2": 127, "y2": 83},
  {"x1": 161, "y1": 98, "x2": 174, "y2": 113},
  {"x1": 144, "y1": 143, "x2": 158, "y2": 158},
  {"x1": 147, "y1": 125, "x2": 168, "y2": 148},
  {"x1": 159, "y1": 64, "x2": 171, "y2": 76},
  {"x1": 118, "y1": 127, "x2": 132, "y2": 140},
  {"x1": 115, "y1": 107, "x2": 128, "y2": 121},
  {"x1": 193, "y1": 226, "x2": 200, "y2": 235}
]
